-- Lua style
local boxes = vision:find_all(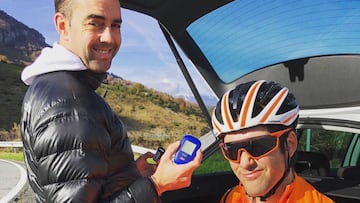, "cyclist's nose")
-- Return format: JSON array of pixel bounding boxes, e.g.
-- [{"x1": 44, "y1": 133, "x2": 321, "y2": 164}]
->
[{"x1": 238, "y1": 150, "x2": 256, "y2": 168}]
